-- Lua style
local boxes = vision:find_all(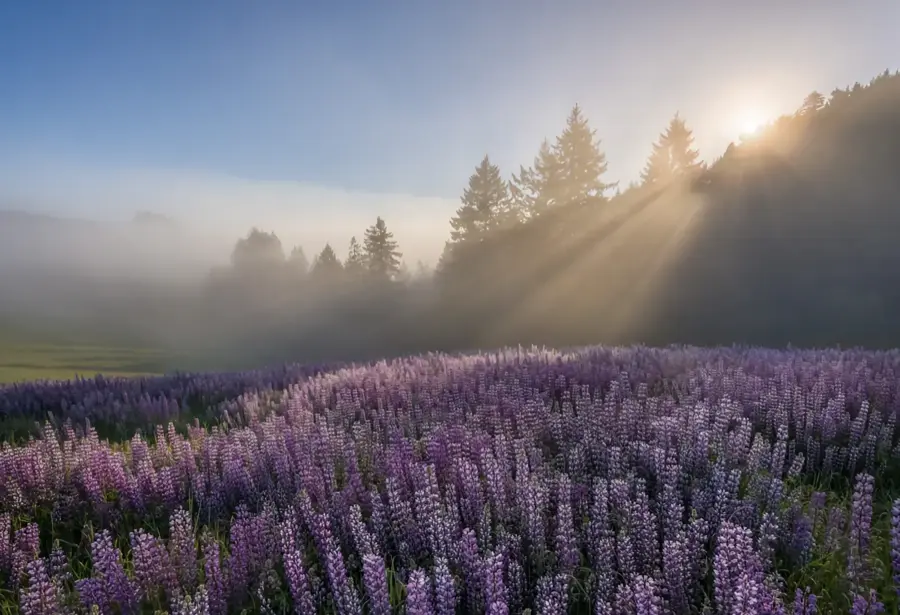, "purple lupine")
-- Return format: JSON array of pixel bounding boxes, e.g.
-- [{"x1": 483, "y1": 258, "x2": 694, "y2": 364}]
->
[
  {"x1": 458, "y1": 528, "x2": 483, "y2": 613},
  {"x1": 433, "y1": 556, "x2": 457, "y2": 615},
  {"x1": 482, "y1": 550, "x2": 508, "y2": 615},
  {"x1": 169, "y1": 507, "x2": 198, "y2": 591},
  {"x1": 87, "y1": 529, "x2": 139, "y2": 615},
  {"x1": 0, "y1": 513, "x2": 11, "y2": 575},
  {"x1": 405, "y1": 569, "x2": 434, "y2": 615},
  {"x1": 130, "y1": 529, "x2": 177, "y2": 603},
  {"x1": 554, "y1": 473, "x2": 579, "y2": 572},
  {"x1": 278, "y1": 516, "x2": 317, "y2": 615},
  {"x1": 309, "y1": 511, "x2": 362, "y2": 615},
  {"x1": 535, "y1": 573, "x2": 569, "y2": 615},
  {"x1": 715, "y1": 522, "x2": 757, "y2": 615},
  {"x1": 19, "y1": 558, "x2": 65, "y2": 615},
  {"x1": 361, "y1": 554, "x2": 391, "y2": 615},
  {"x1": 11, "y1": 522, "x2": 40, "y2": 590},
  {"x1": 848, "y1": 473, "x2": 875, "y2": 587},
  {"x1": 789, "y1": 513, "x2": 814, "y2": 567},
  {"x1": 201, "y1": 533, "x2": 228, "y2": 615},
  {"x1": 890, "y1": 498, "x2": 900, "y2": 601},
  {"x1": 850, "y1": 589, "x2": 884, "y2": 615},
  {"x1": 172, "y1": 584, "x2": 211, "y2": 615},
  {"x1": 663, "y1": 532, "x2": 690, "y2": 613}
]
